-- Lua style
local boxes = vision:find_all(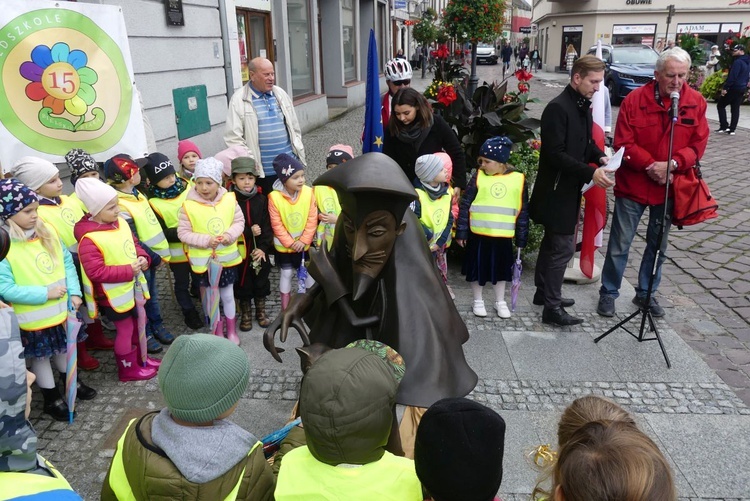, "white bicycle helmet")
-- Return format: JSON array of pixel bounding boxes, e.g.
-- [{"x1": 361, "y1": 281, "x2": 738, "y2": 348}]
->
[{"x1": 384, "y1": 58, "x2": 413, "y2": 81}]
